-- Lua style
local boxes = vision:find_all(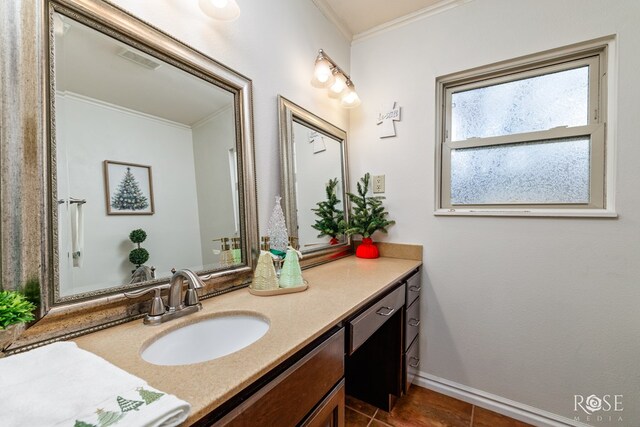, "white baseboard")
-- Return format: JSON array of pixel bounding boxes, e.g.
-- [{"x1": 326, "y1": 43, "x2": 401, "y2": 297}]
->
[{"x1": 415, "y1": 372, "x2": 591, "y2": 427}]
